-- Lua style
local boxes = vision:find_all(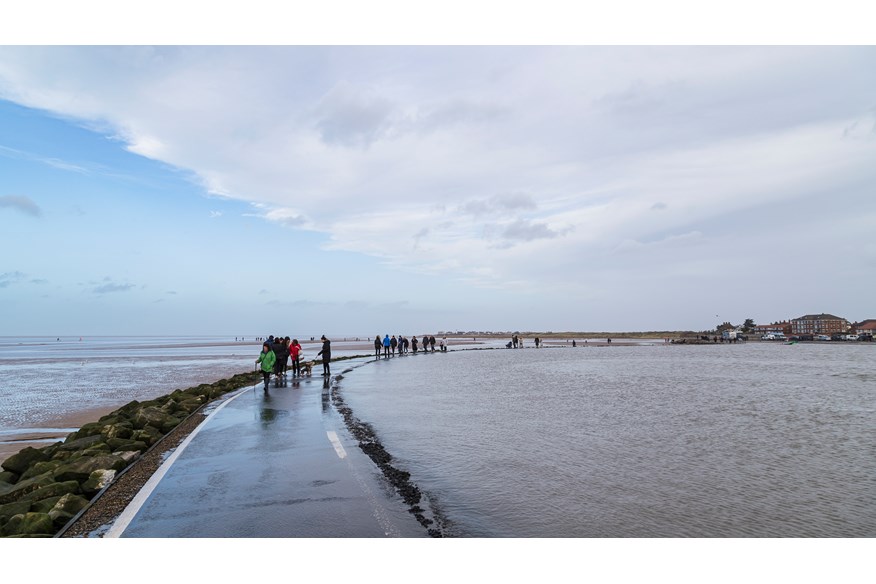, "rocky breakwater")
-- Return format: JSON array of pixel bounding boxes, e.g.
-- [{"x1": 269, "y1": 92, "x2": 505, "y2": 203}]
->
[{"x1": 0, "y1": 371, "x2": 257, "y2": 537}]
